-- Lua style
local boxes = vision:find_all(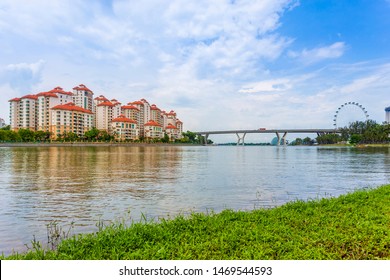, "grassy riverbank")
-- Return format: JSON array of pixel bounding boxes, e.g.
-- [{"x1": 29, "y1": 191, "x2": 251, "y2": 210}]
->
[{"x1": 2, "y1": 185, "x2": 390, "y2": 260}]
